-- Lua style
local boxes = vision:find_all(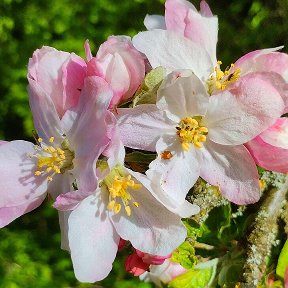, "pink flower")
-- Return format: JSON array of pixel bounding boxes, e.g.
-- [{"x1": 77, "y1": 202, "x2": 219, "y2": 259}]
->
[
  {"x1": 116, "y1": 70, "x2": 284, "y2": 205},
  {"x1": 246, "y1": 118, "x2": 288, "y2": 173},
  {"x1": 0, "y1": 76, "x2": 113, "y2": 228},
  {"x1": 86, "y1": 36, "x2": 145, "y2": 107}
]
